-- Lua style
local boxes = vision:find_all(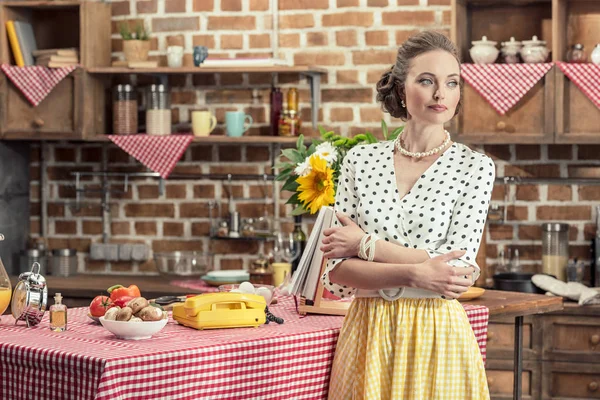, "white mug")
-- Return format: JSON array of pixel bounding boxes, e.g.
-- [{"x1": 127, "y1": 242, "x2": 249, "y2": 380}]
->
[{"x1": 167, "y1": 46, "x2": 184, "y2": 68}]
